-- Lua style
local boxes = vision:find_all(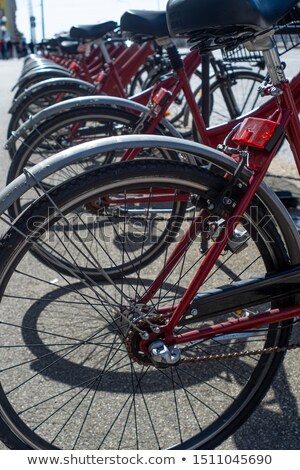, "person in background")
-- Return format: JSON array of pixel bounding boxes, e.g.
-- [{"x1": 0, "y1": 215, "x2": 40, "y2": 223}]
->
[{"x1": 0, "y1": 15, "x2": 9, "y2": 59}]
